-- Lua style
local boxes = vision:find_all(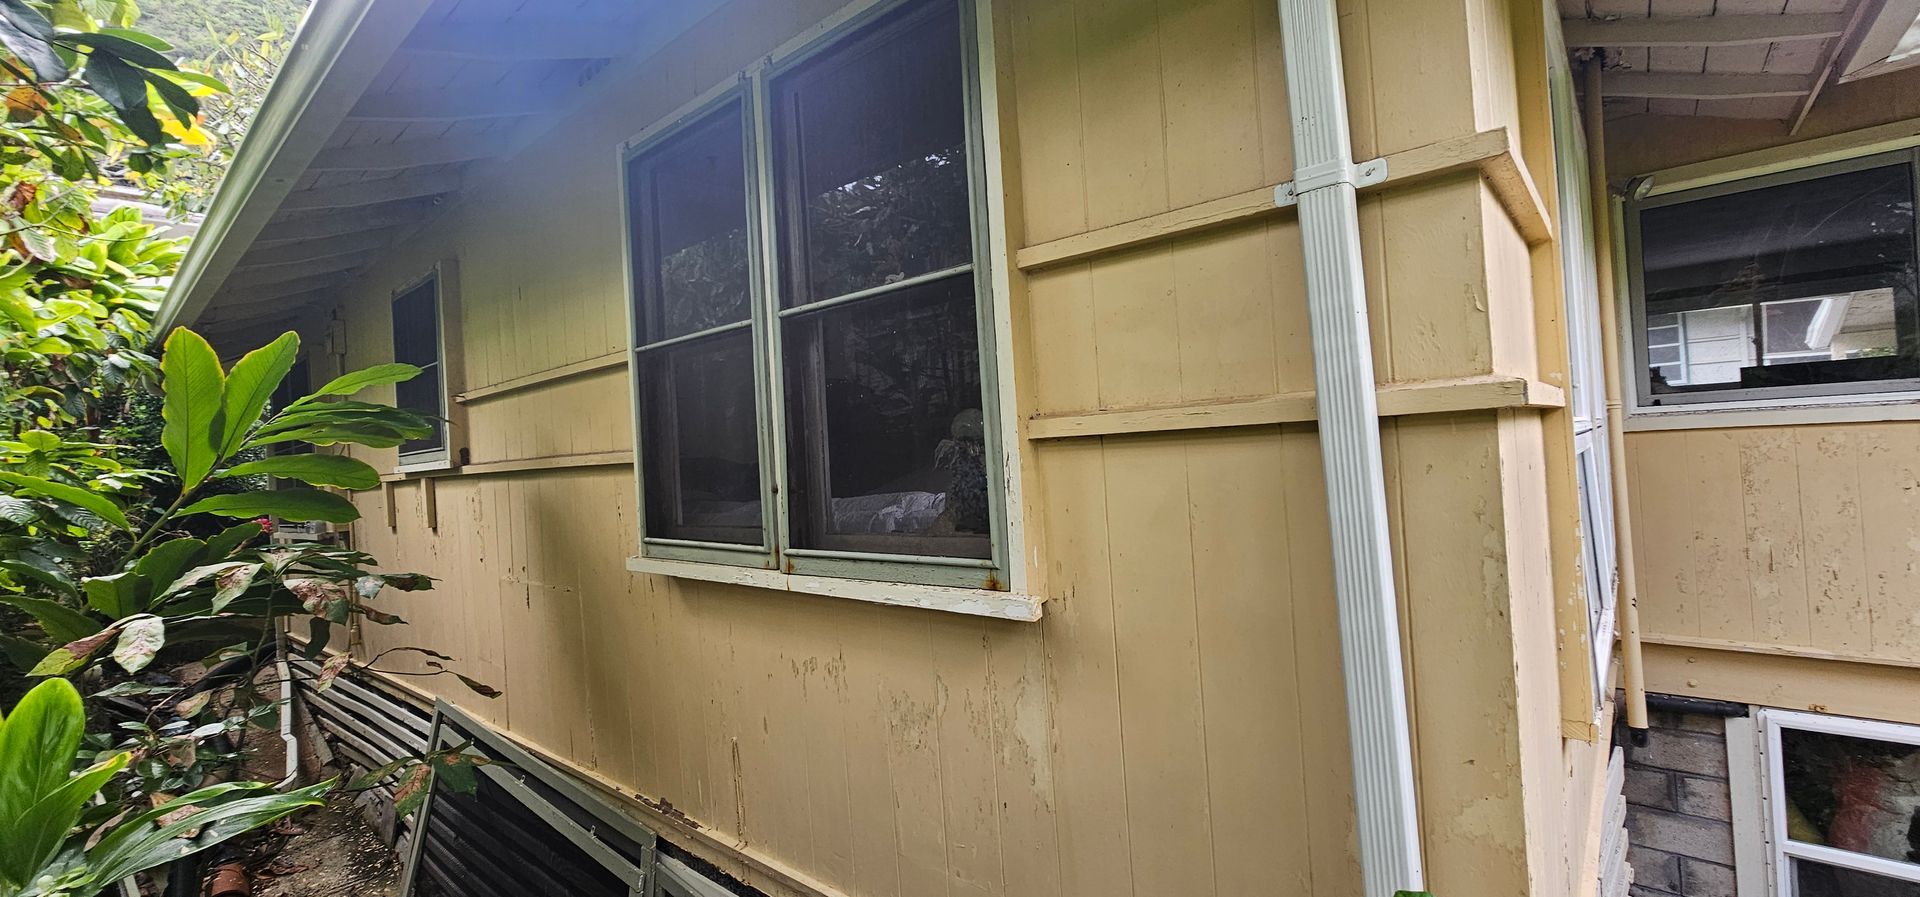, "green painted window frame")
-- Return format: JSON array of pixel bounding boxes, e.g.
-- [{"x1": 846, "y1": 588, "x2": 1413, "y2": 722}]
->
[{"x1": 619, "y1": 0, "x2": 1010, "y2": 592}]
